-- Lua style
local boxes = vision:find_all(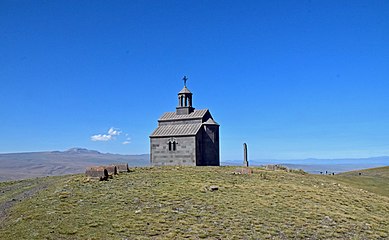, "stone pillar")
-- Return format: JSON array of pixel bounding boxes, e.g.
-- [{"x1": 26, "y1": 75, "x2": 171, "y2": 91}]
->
[{"x1": 243, "y1": 143, "x2": 248, "y2": 167}]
